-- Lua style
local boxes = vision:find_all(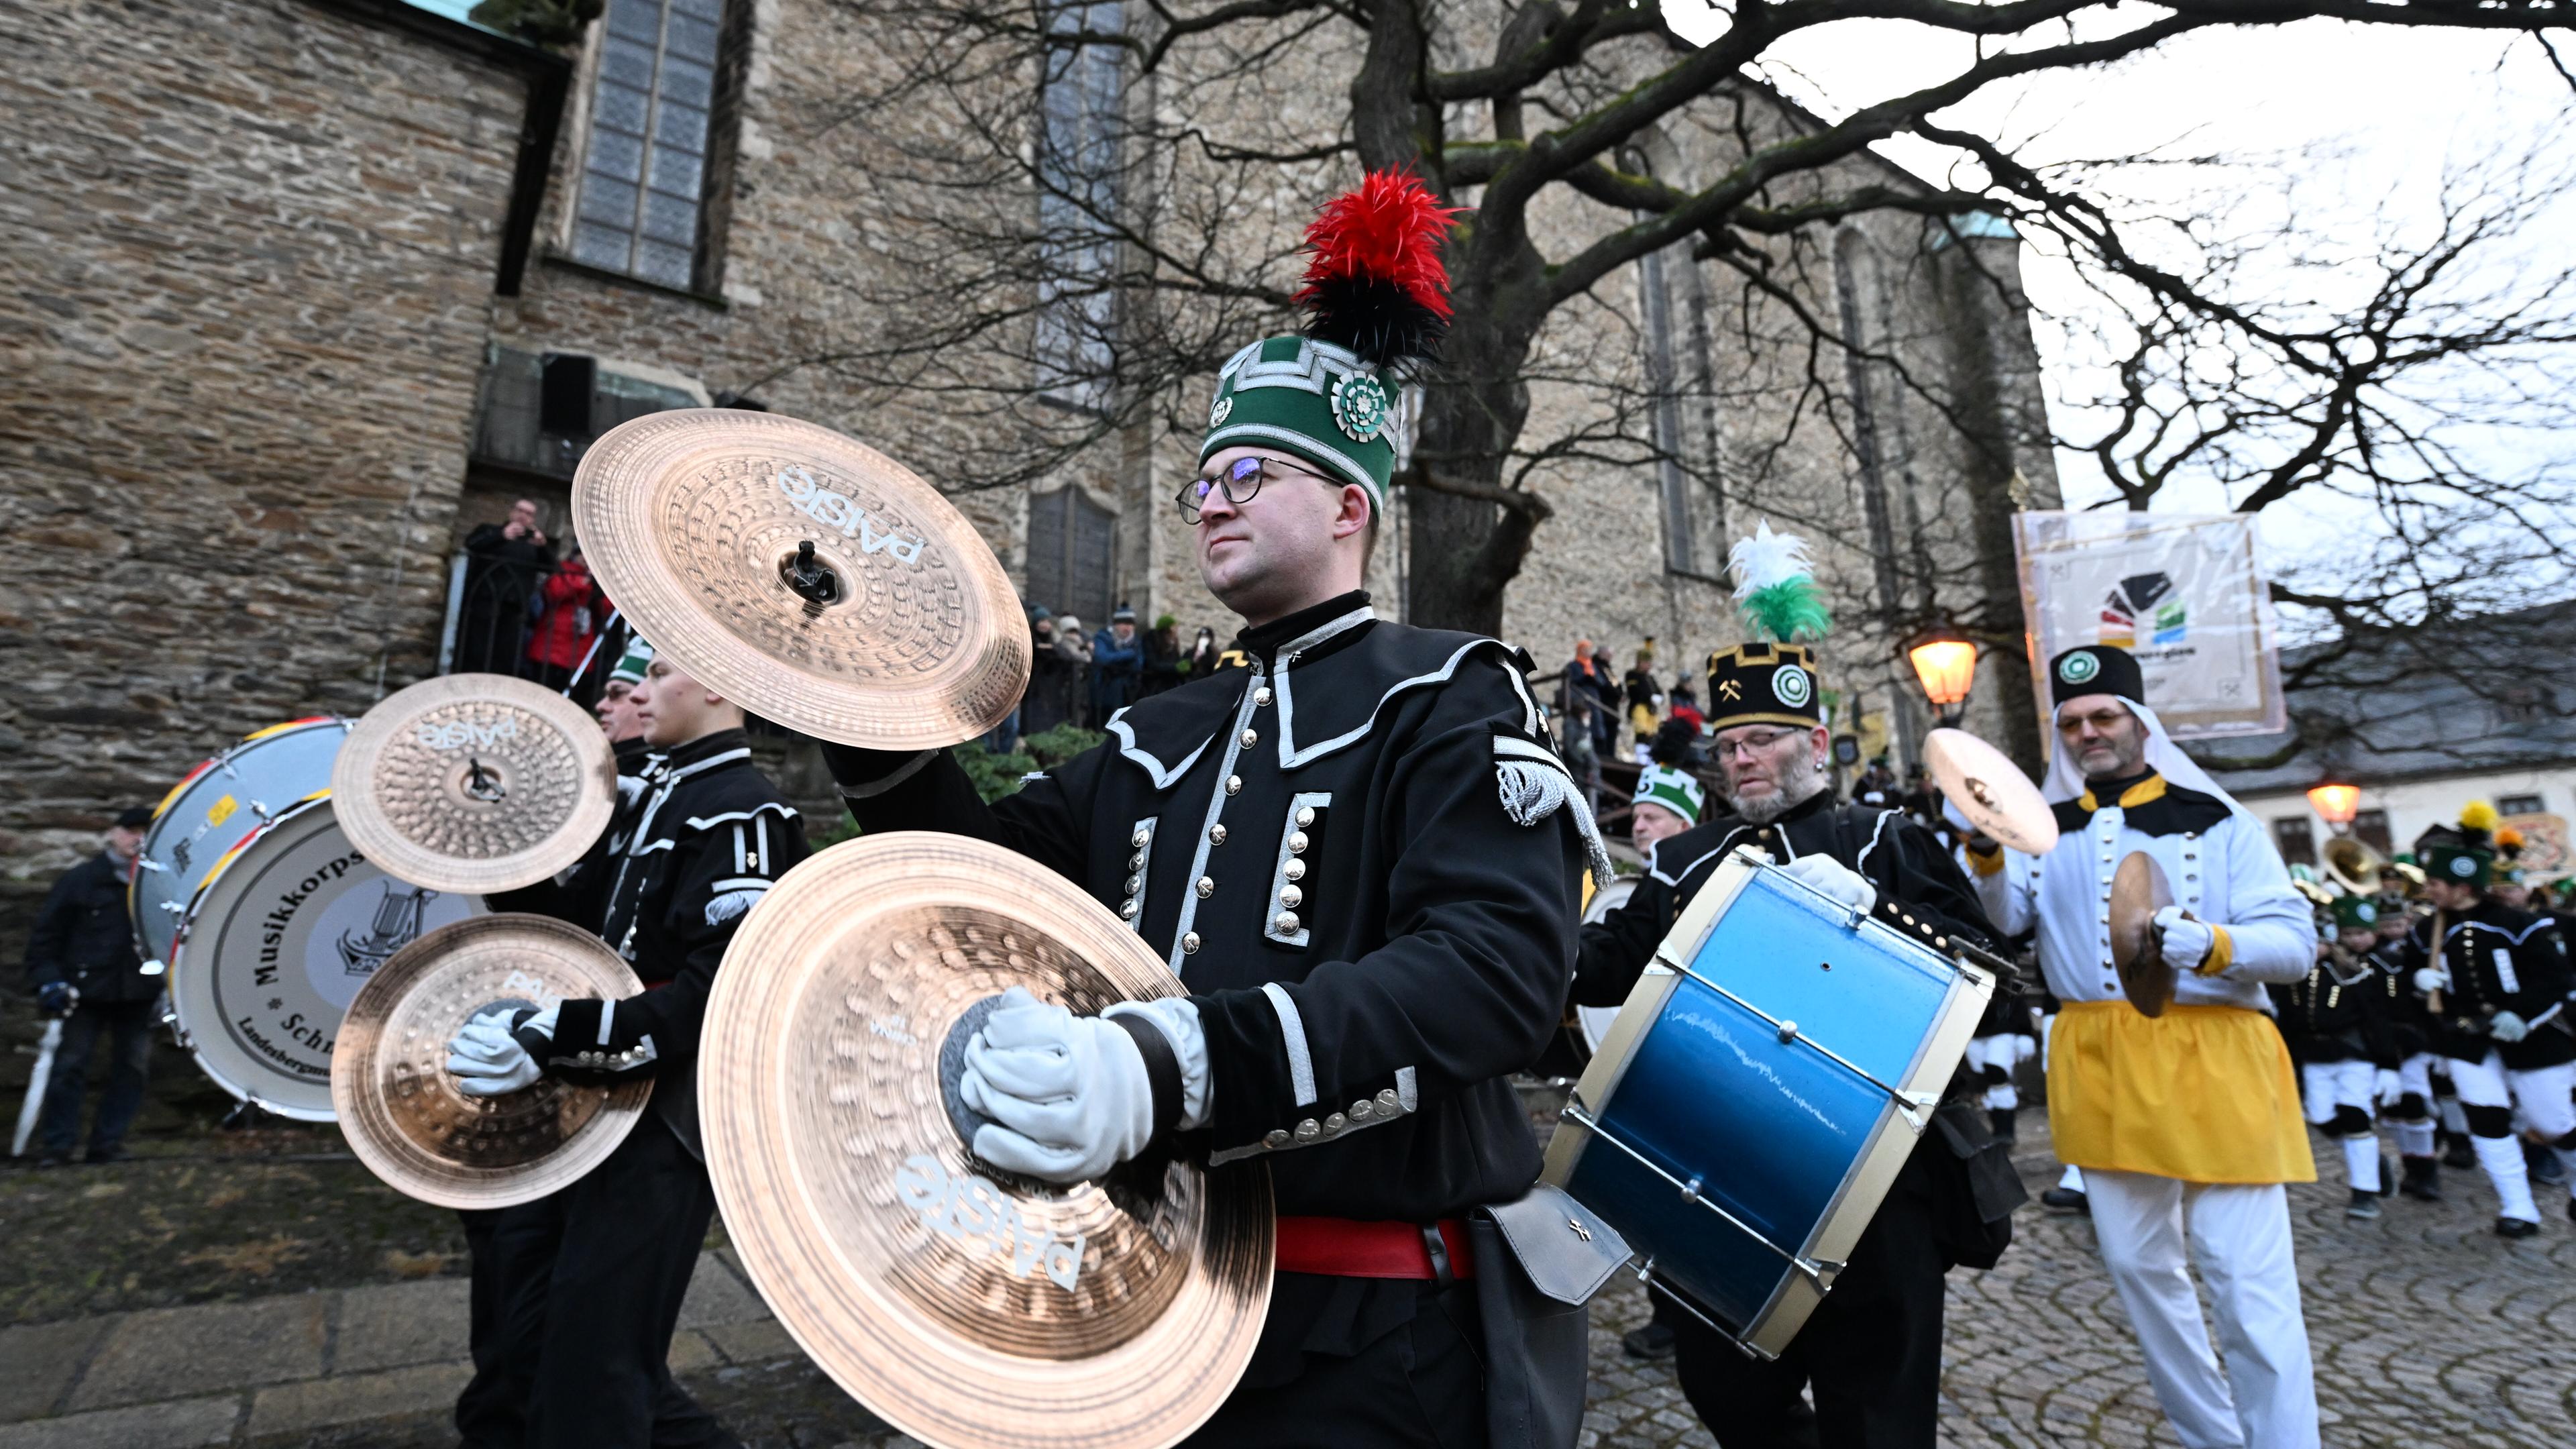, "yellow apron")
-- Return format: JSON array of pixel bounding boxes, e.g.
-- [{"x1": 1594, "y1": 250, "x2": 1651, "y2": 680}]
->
[{"x1": 2048, "y1": 1001, "x2": 2315, "y2": 1185}]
